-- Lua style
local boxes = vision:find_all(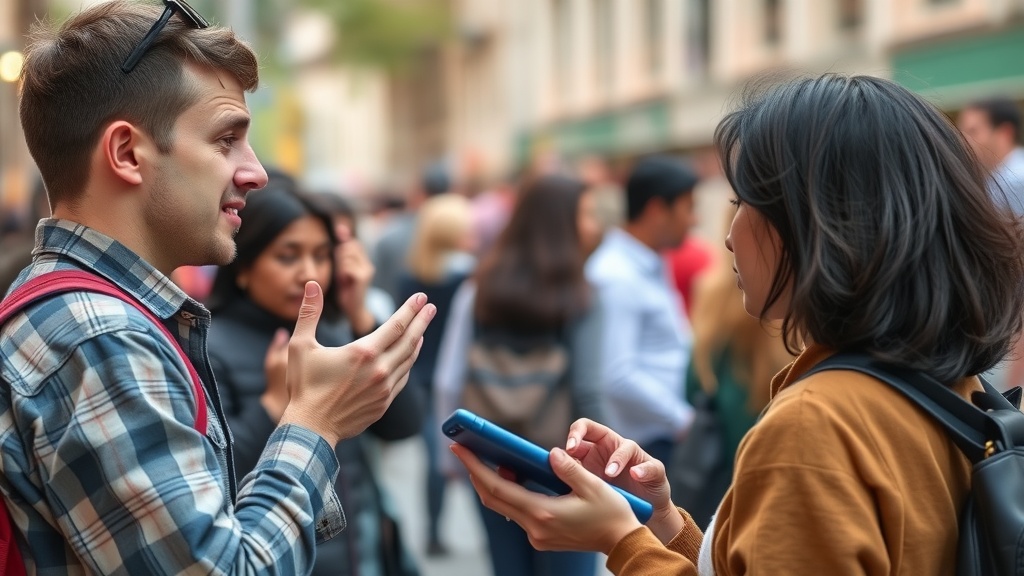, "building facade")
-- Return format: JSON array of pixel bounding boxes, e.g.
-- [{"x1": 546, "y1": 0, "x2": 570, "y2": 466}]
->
[
  {"x1": 391, "y1": 0, "x2": 1024, "y2": 175},
  {"x1": 381, "y1": 0, "x2": 1021, "y2": 238}
]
